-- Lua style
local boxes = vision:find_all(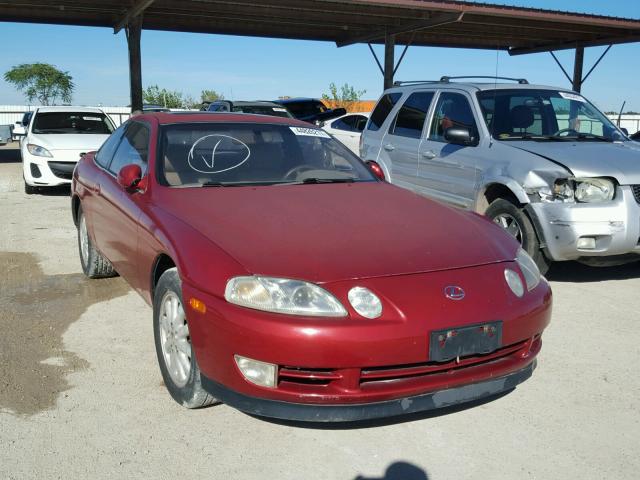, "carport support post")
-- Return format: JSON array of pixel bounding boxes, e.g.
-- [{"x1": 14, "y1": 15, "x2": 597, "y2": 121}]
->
[
  {"x1": 127, "y1": 16, "x2": 143, "y2": 113},
  {"x1": 572, "y1": 46, "x2": 584, "y2": 92},
  {"x1": 384, "y1": 33, "x2": 396, "y2": 89}
]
